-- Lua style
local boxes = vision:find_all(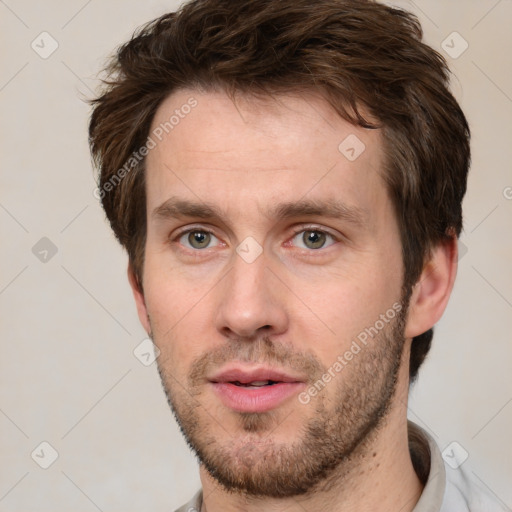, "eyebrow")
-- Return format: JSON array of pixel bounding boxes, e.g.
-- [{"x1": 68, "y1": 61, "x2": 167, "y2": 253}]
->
[{"x1": 152, "y1": 196, "x2": 367, "y2": 227}]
